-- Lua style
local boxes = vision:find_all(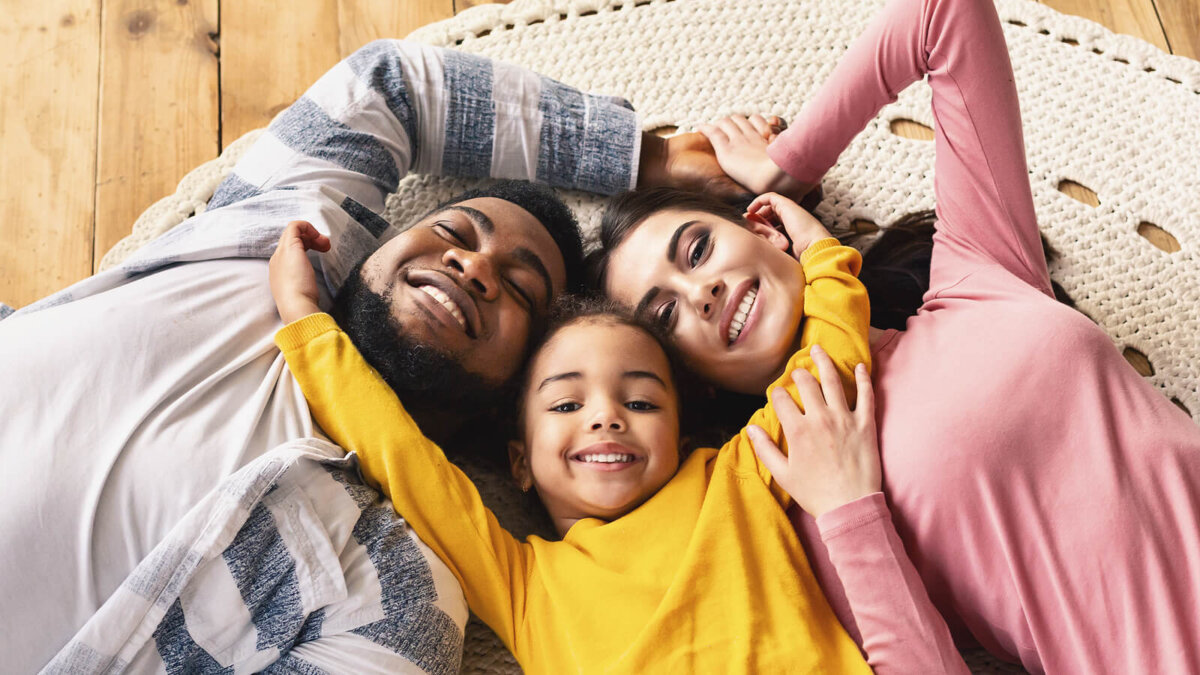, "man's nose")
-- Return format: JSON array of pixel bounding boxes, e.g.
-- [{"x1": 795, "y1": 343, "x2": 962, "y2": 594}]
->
[
  {"x1": 688, "y1": 280, "x2": 723, "y2": 320},
  {"x1": 444, "y1": 248, "x2": 499, "y2": 300}
]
